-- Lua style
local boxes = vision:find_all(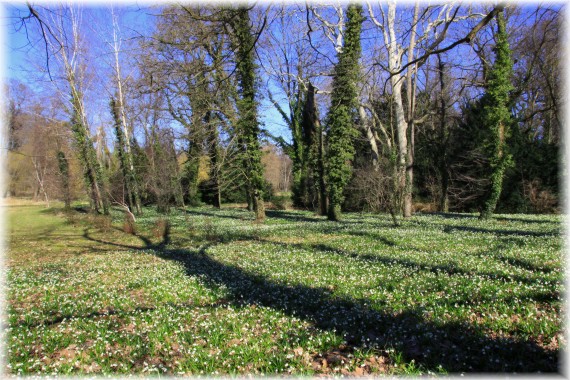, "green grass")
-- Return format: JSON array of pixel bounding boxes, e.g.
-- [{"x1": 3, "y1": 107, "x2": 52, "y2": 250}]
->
[{"x1": 5, "y1": 203, "x2": 564, "y2": 375}]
